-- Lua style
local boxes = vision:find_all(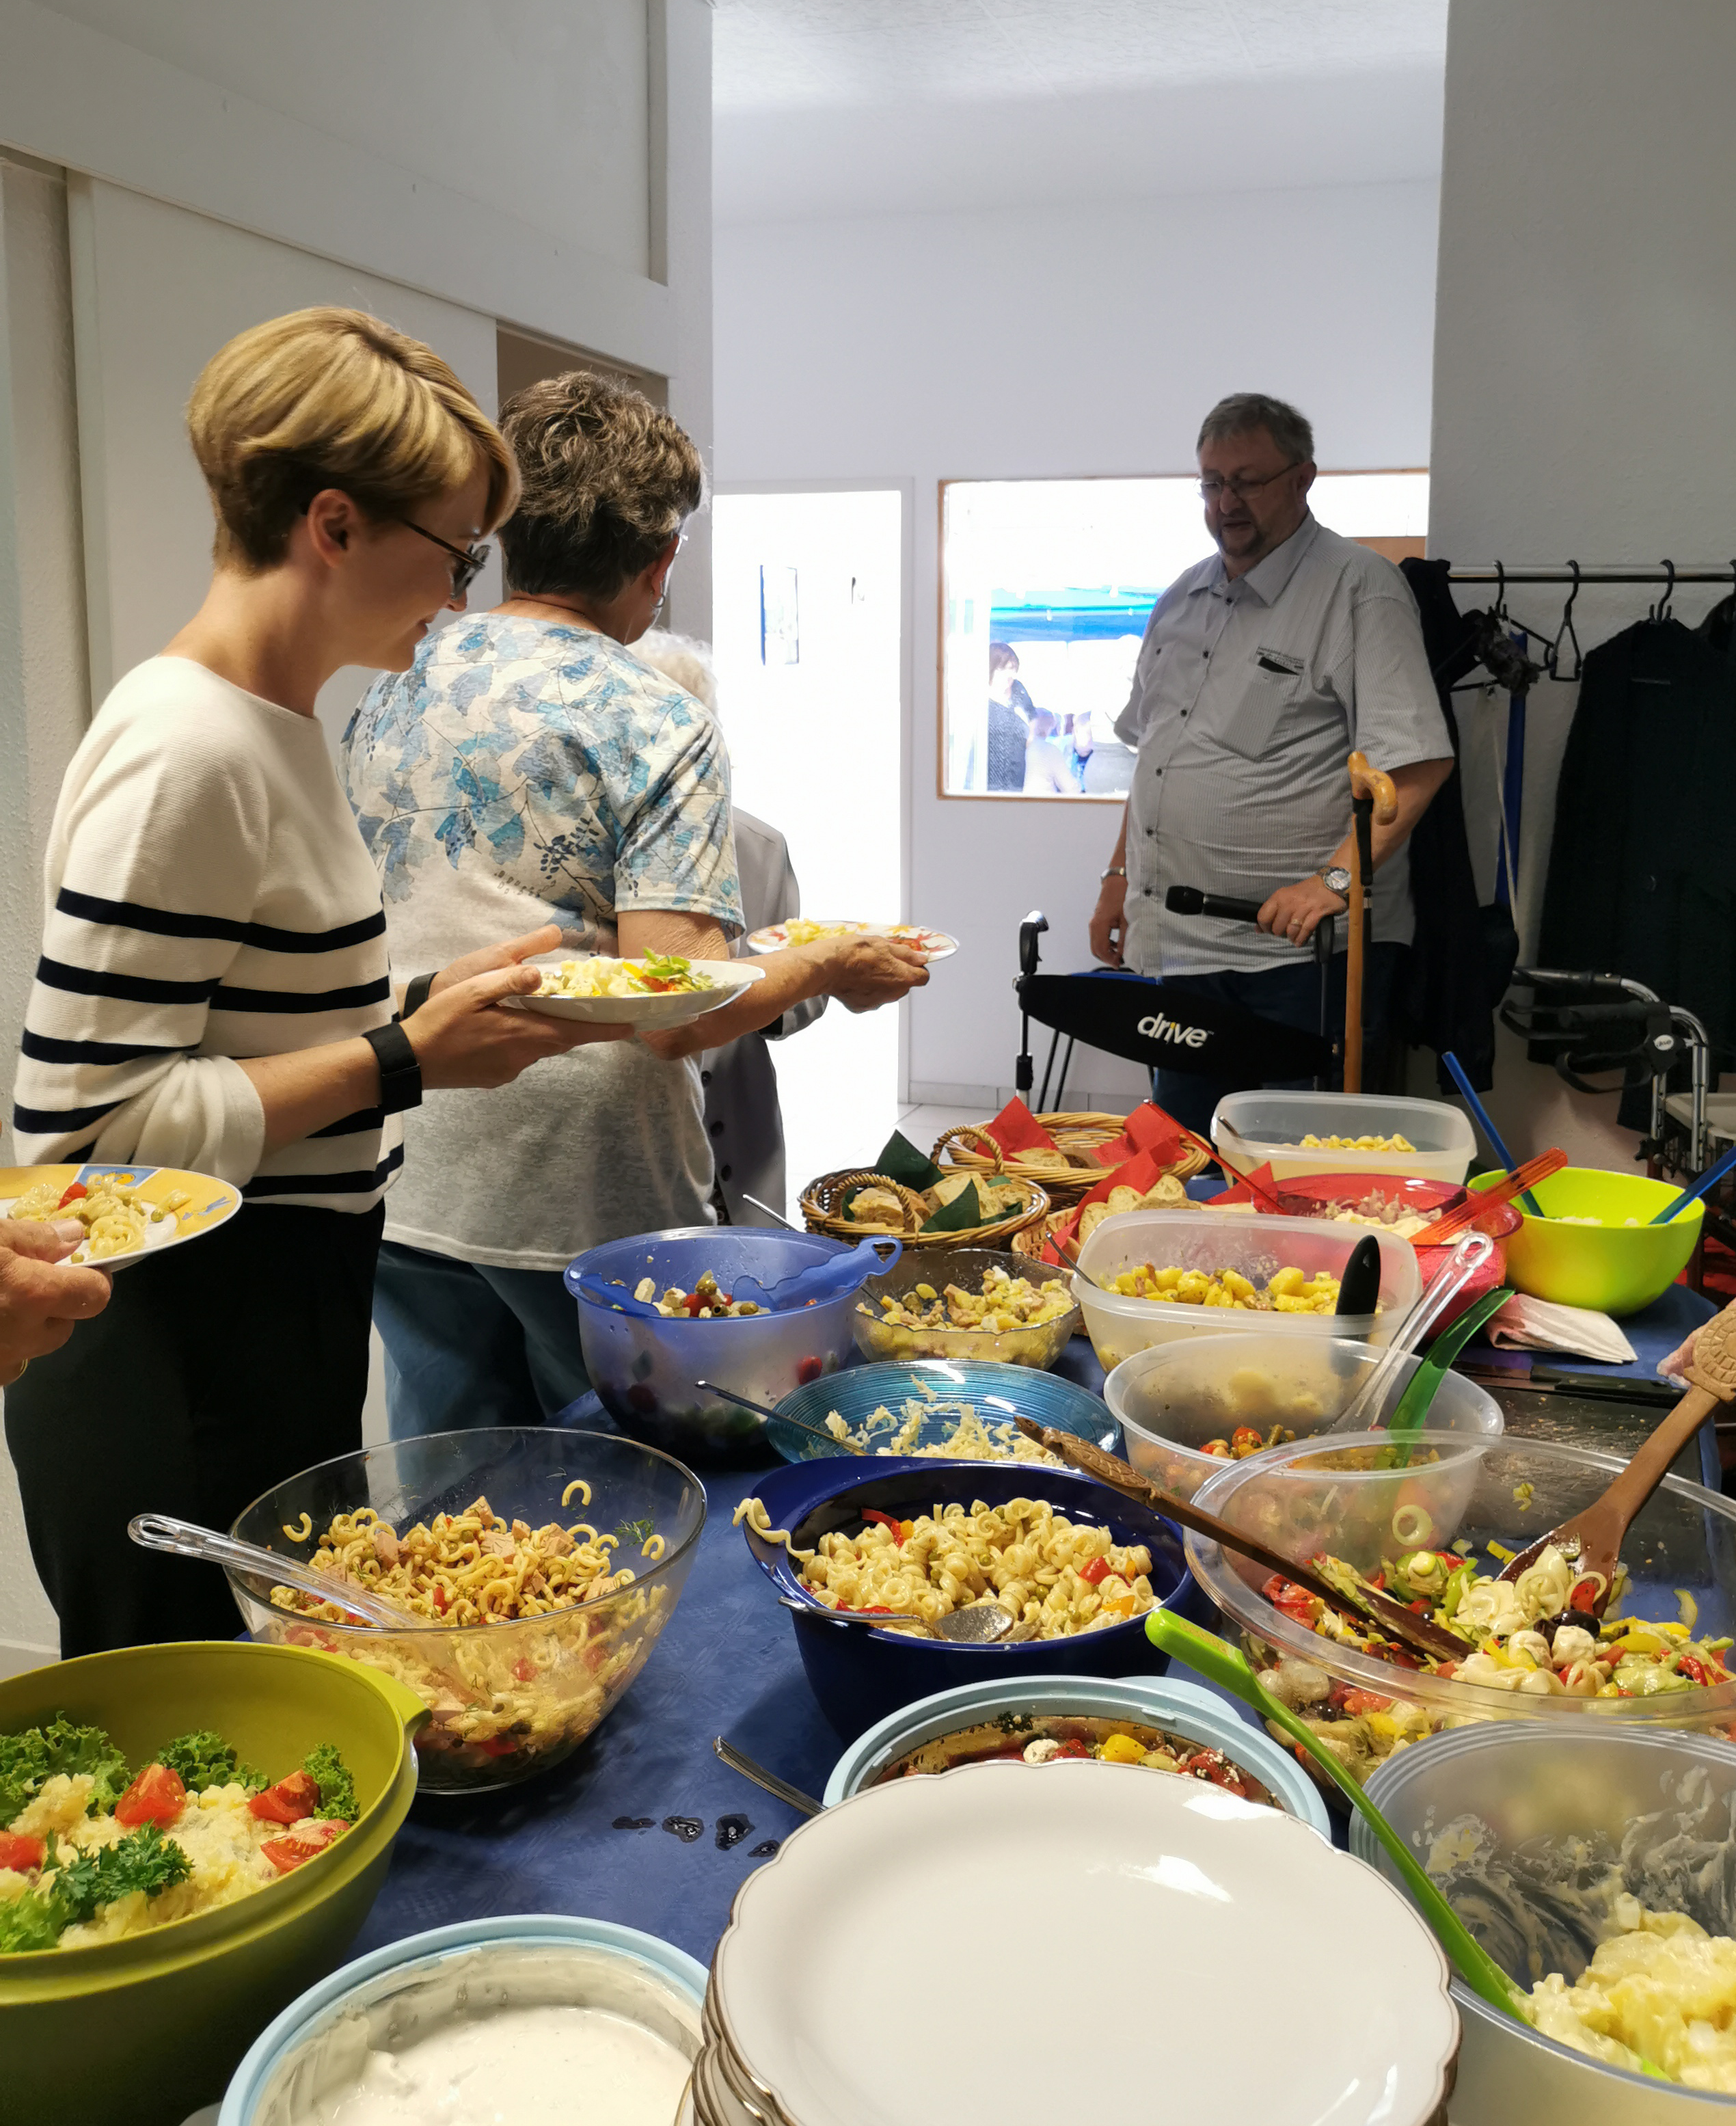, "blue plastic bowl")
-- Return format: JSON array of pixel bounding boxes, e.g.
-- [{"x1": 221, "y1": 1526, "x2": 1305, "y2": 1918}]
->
[
  {"x1": 766, "y1": 1357, "x2": 1121, "y2": 1464},
  {"x1": 739, "y1": 1455, "x2": 1192, "y2": 1739},
  {"x1": 565, "y1": 1226, "x2": 863, "y2": 1463},
  {"x1": 824, "y1": 1673, "x2": 1331, "y2": 1834},
  {"x1": 220, "y1": 1914, "x2": 705, "y2": 2123}
]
